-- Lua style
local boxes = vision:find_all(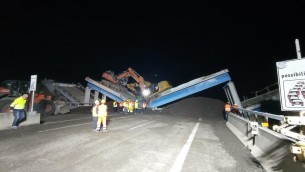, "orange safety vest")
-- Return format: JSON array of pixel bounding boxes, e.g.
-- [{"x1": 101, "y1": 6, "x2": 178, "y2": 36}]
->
[
  {"x1": 225, "y1": 103, "x2": 231, "y2": 112},
  {"x1": 119, "y1": 102, "x2": 123, "y2": 107}
]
